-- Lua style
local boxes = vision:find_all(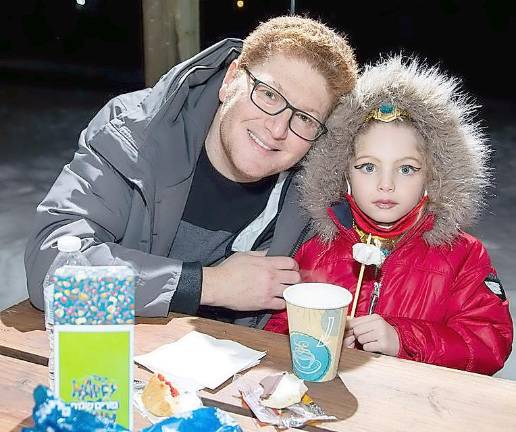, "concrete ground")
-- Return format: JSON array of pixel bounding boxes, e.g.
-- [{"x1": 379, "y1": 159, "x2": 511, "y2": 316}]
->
[{"x1": 1, "y1": 81, "x2": 515, "y2": 380}]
